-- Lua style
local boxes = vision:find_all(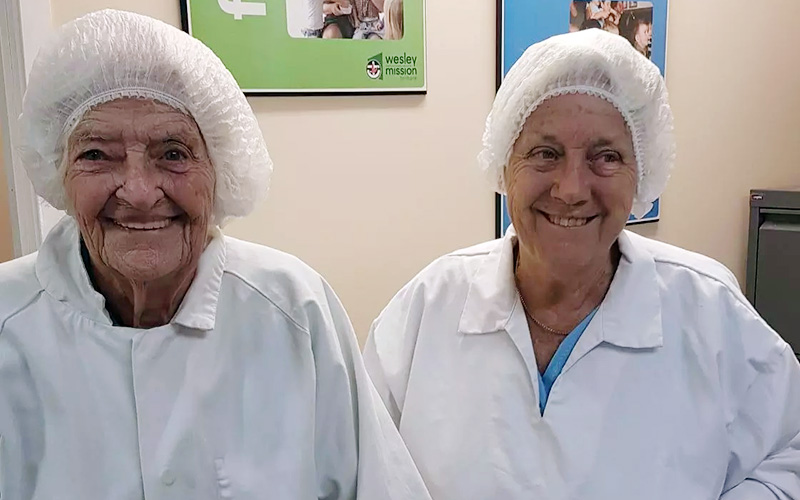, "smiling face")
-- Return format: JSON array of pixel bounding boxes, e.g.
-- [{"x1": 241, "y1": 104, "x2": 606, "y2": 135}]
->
[
  {"x1": 64, "y1": 98, "x2": 215, "y2": 282},
  {"x1": 506, "y1": 93, "x2": 637, "y2": 271}
]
